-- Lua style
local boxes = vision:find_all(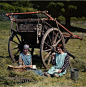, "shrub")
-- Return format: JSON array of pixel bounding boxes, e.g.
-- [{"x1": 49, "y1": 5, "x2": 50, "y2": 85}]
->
[
  {"x1": 16, "y1": 6, "x2": 26, "y2": 12},
  {"x1": 26, "y1": 7, "x2": 37, "y2": 12},
  {"x1": 0, "y1": 3, "x2": 15, "y2": 12},
  {"x1": 0, "y1": 3, "x2": 37, "y2": 13}
]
